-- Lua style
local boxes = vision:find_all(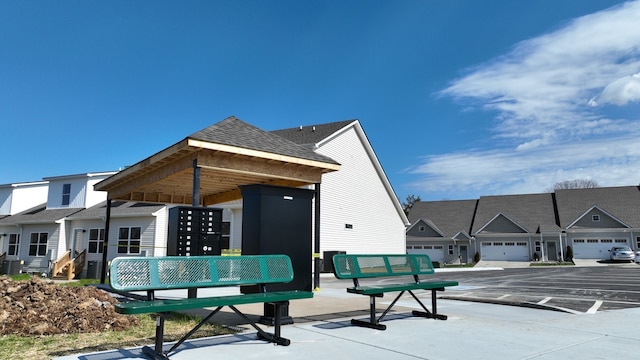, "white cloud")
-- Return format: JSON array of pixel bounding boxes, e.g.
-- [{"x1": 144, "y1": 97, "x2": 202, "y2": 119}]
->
[
  {"x1": 413, "y1": 1, "x2": 640, "y2": 199},
  {"x1": 592, "y1": 73, "x2": 640, "y2": 105},
  {"x1": 440, "y1": 0, "x2": 640, "y2": 146}
]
